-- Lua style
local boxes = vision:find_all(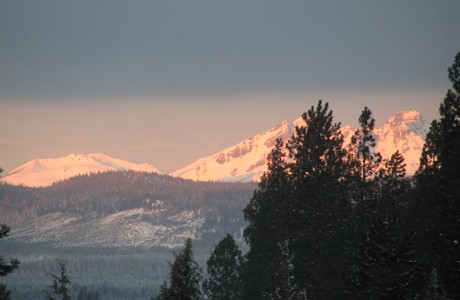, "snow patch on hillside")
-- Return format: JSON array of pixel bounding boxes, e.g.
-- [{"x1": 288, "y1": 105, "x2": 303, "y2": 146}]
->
[{"x1": 8, "y1": 207, "x2": 205, "y2": 249}]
